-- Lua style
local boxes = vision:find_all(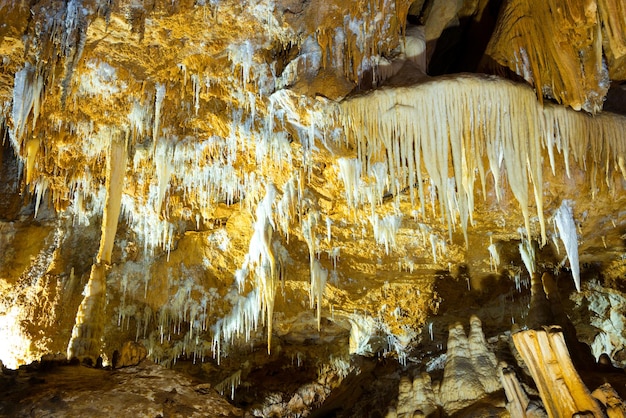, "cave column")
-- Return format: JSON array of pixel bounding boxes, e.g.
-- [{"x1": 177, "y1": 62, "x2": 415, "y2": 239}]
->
[{"x1": 67, "y1": 133, "x2": 127, "y2": 361}]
